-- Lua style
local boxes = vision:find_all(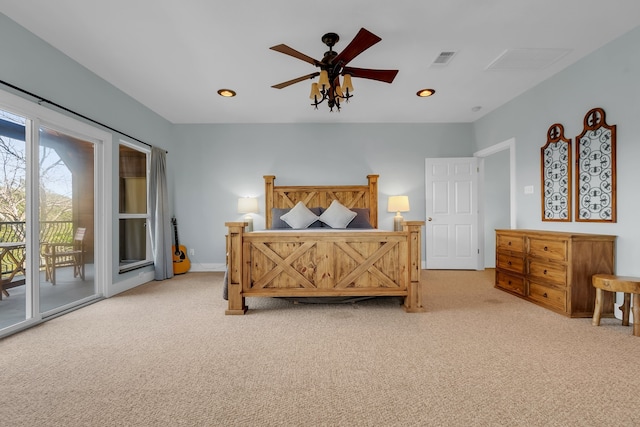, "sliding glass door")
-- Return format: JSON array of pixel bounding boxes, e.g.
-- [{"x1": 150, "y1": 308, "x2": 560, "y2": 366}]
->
[
  {"x1": 0, "y1": 109, "x2": 27, "y2": 329},
  {"x1": 38, "y1": 125, "x2": 96, "y2": 314},
  {"x1": 0, "y1": 92, "x2": 108, "y2": 334}
]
